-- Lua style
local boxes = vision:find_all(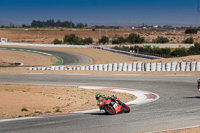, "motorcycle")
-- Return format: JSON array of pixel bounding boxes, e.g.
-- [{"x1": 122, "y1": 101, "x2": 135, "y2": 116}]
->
[
  {"x1": 197, "y1": 79, "x2": 200, "y2": 92},
  {"x1": 97, "y1": 95, "x2": 130, "y2": 115}
]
